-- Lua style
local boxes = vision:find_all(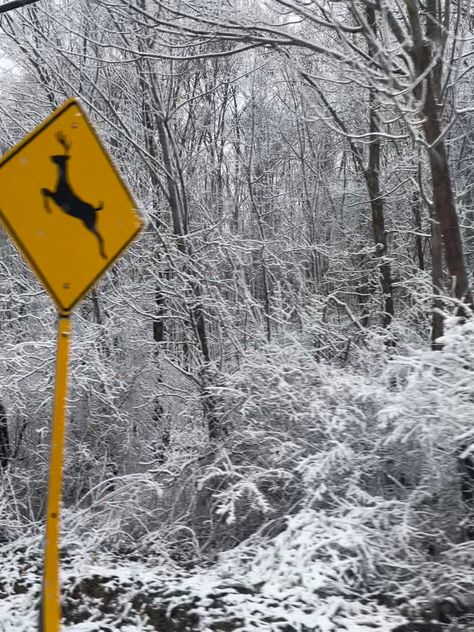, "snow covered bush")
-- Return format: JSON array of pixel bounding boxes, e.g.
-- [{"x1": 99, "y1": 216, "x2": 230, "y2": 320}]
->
[
  {"x1": 181, "y1": 341, "x2": 392, "y2": 554},
  {"x1": 379, "y1": 317, "x2": 474, "y2": 538},
  {"x1": 164, "y1": 318, "x2": 474, "y2": 604}
]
